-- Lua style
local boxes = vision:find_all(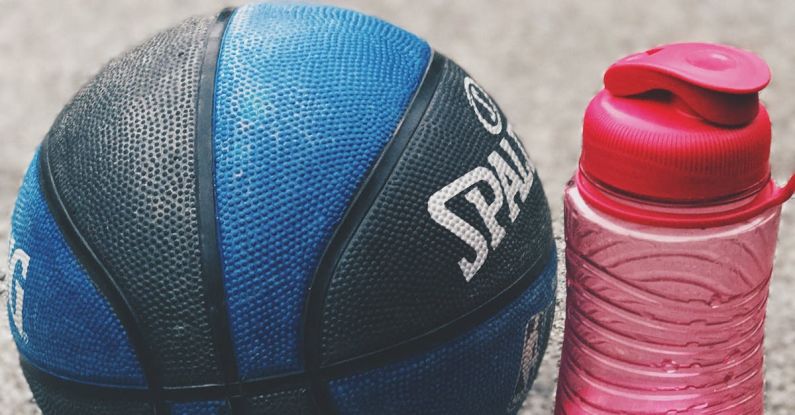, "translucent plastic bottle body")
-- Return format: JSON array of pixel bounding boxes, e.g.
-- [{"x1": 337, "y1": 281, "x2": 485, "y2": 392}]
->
[{"x1": 555, "y1": 181, "x2": 782, "y2": 414}]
